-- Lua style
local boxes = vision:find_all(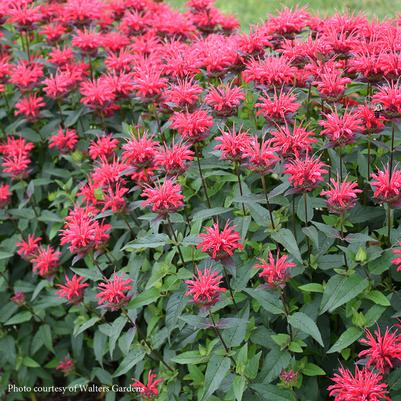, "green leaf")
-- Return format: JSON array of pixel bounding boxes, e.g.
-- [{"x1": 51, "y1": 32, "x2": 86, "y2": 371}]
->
[
  {"x1": 288, "y1": 312, "x2": 324, "y2": 347},
  {"x1": 259, "y1": 347, "x2": 291, "y2": 383},
  {"x1": 201, "y1": 355, "x2": 231, "y2": 401},
  {"x1": 128, "y1": 287, "x2": 160, "y2": 310},
  {"x1": 192, "y1": 207, "x2": 233, "y2": 221},
  {"x1": 171, "y1": 351, "x2": 209, "y2": 365},
  {"x1": 233, "y1": 375, "x2": 246, "y2": 401},
  {"x1": 320, "y1": 274, "x2": 368, "y2": 314},
  {"x1": 271, "y1": 229, "x2": 302, "y2": 262},
  {"x1": 5, "y1": 311, "x2": 32, "y2": 325},
  {"x1": 364, "y1": 290, "x2": 391, "y2": 306},
  {"x1": 22, "y1": 357, "x2": 40, "y2": 368},
  {"x1": 73, "y1": 317, "x2": 100, "y2": 337},
  {"x1": 113, "y1": 346, "x2": 145, "y2": 377},
  {"x1": 94, "y1": 330, "x2": 106, "y2": 367},
  {"x1": 327, "y1": 327, "x2": 363, "y2": 354},
  {"x1": 251, "y1": 384, "x2": 294, "y2": 401},
  {"x1": 109, "y1": 316, "x2": 127, "y2": 358},
  {"x1": 123, "y1": 234, "x2": 170, "y2": 250},
  {"x1": 244, "y1": 288, "x2": 284, "y2": 314},
  {"x1": 39, "y1": 324, "x2": 54, "y2": 352},
  {"x1": 302, "y1": 363, "x2": 326, "y2": 376},
  {"x1": 166, "y1": 290, "x2": 187, "y2": 335},
  {"x1": 298, "y1": 283, "x2": 324, "y2": 293}
]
